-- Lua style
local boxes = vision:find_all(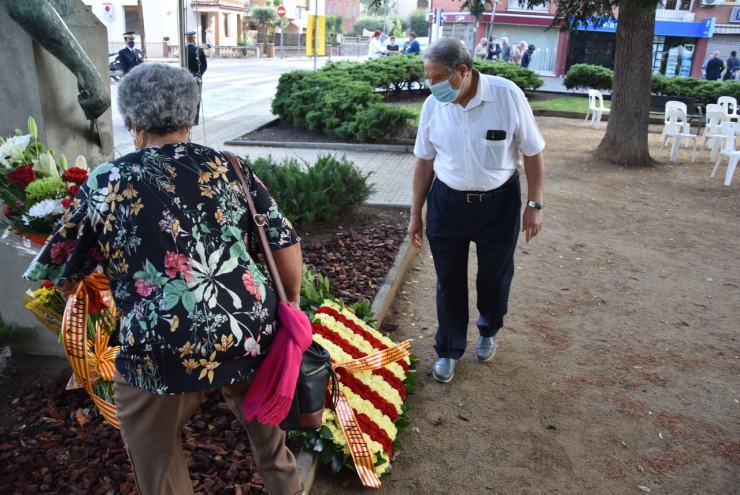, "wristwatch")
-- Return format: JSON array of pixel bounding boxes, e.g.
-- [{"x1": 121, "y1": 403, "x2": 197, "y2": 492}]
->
[{"x1": 527, "y1": 200, "x2": 543, "y2": 210}]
